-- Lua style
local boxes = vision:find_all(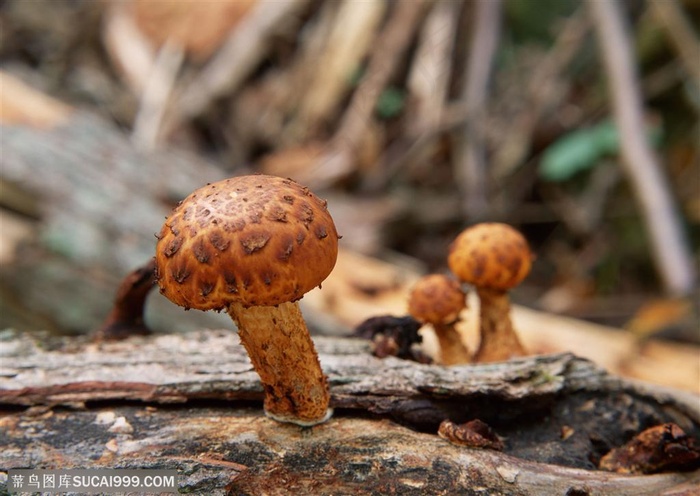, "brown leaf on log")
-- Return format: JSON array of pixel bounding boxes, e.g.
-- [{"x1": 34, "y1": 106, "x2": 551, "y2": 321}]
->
[
  {"x1": 438, "y1": 418, "x2": 504, "y2": 450},
  {"x1": 600, "y1": 423, "x2": 700, "y2": 474}
]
